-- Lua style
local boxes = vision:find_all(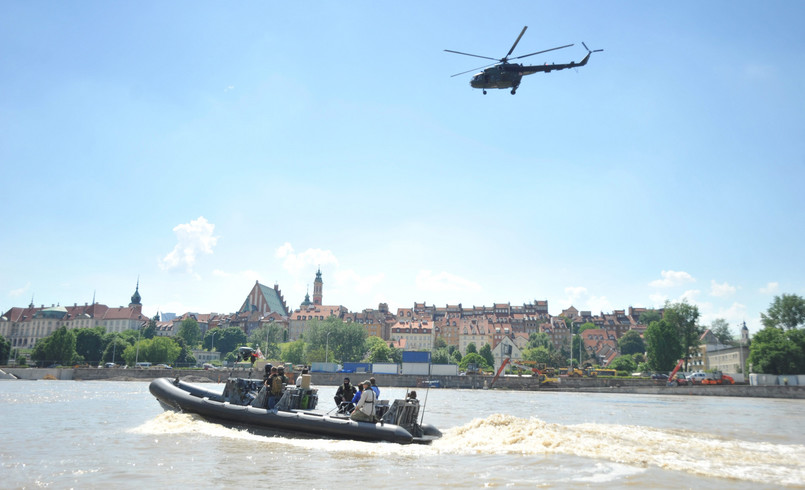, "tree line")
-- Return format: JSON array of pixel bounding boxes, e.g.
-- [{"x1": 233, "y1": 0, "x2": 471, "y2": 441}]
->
[{"x1": 2, "y1": 294, "x2": 804, "y2": 375}]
